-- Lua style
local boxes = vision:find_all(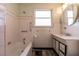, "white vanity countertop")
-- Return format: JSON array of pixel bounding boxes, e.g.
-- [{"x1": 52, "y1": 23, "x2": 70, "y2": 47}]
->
[{"x1": 51, "y1": 33, "x2": 79, "y2": 40}]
